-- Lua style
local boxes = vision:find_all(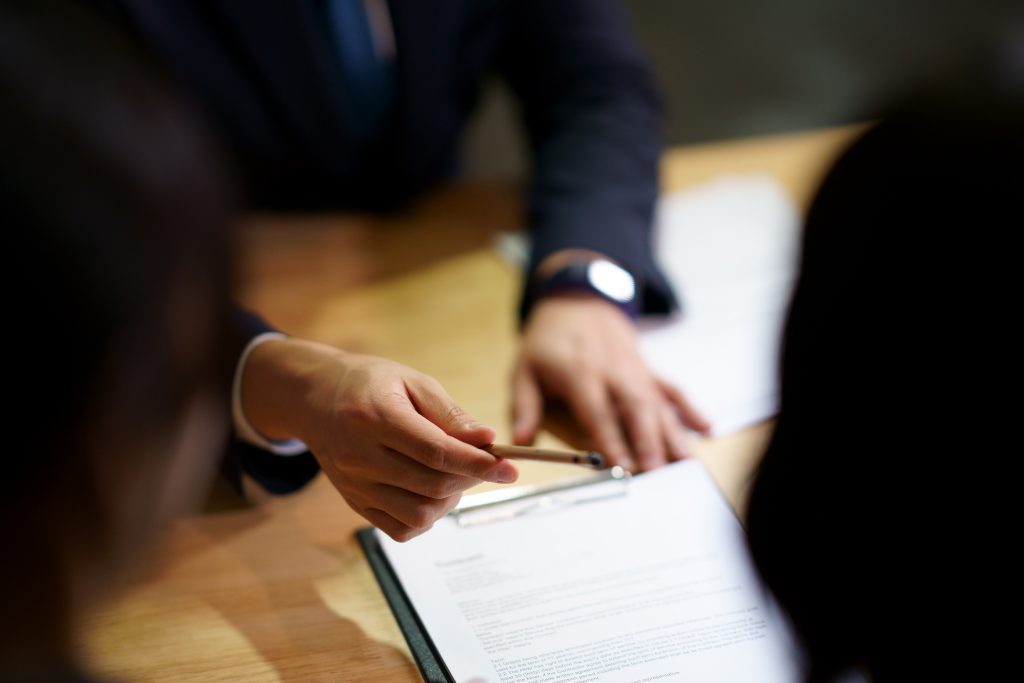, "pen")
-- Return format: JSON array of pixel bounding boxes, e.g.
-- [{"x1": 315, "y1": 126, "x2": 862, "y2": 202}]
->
[{"x1": 483, "y1": 444, "x2": 606, "y2": 469}]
